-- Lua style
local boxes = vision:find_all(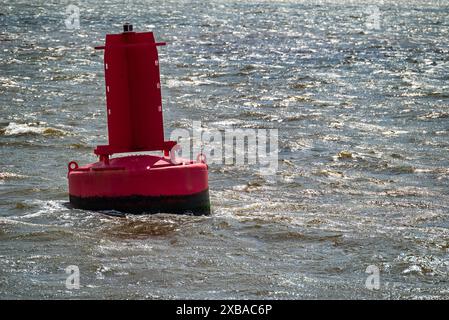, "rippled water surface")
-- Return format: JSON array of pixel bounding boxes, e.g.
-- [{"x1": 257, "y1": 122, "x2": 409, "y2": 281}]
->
[{"x1": 1, "y1": 0, "x2": 449, "y2": 299}]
